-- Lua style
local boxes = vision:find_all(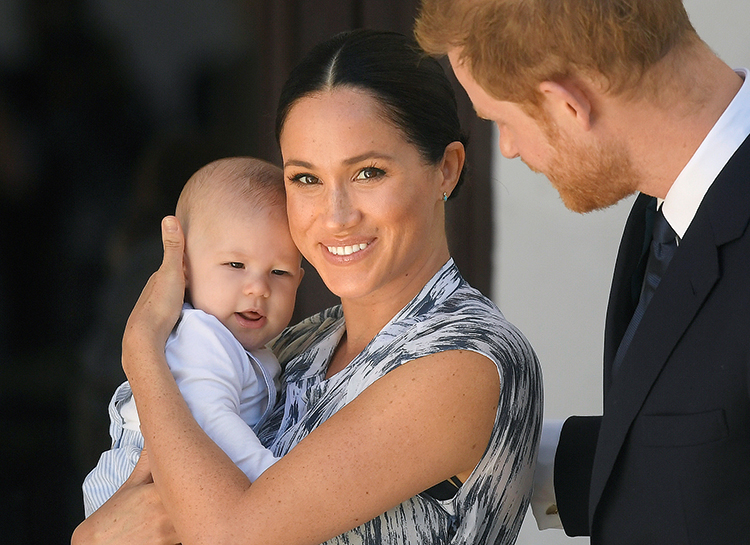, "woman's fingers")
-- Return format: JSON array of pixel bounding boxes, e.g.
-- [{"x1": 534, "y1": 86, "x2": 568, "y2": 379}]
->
[
  {"x1": 150, "y1": 216, "x2": 187, "y2": 327},
  {"x1": 153, "y1": 215, "x2": 186, "y2": 315},
  {"x1": 123, "y1": 217, "x2": 186, "y2": 352},
  {"x1": 160, "y1": 216, "x2": 185, "y2": 285},
  {"x1": 71, "y1": 457, "x2": 179, "y2": 545},
  {"x1": 71, "y1": 483, "x2": 179, "y2": 545}
]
